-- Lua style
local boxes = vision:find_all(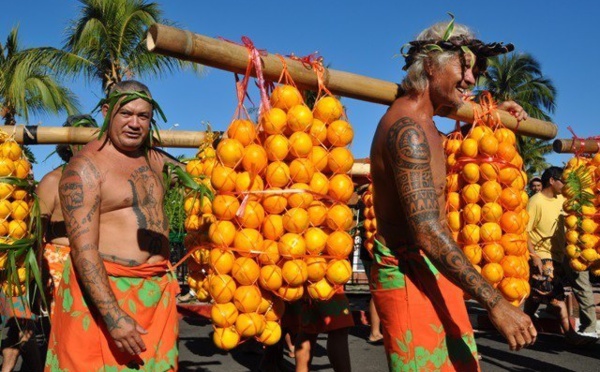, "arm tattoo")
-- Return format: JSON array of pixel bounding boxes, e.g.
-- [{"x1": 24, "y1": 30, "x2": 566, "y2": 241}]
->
[{"x1": 387, "y1": 117, "x2": 502, "y2": 309}]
